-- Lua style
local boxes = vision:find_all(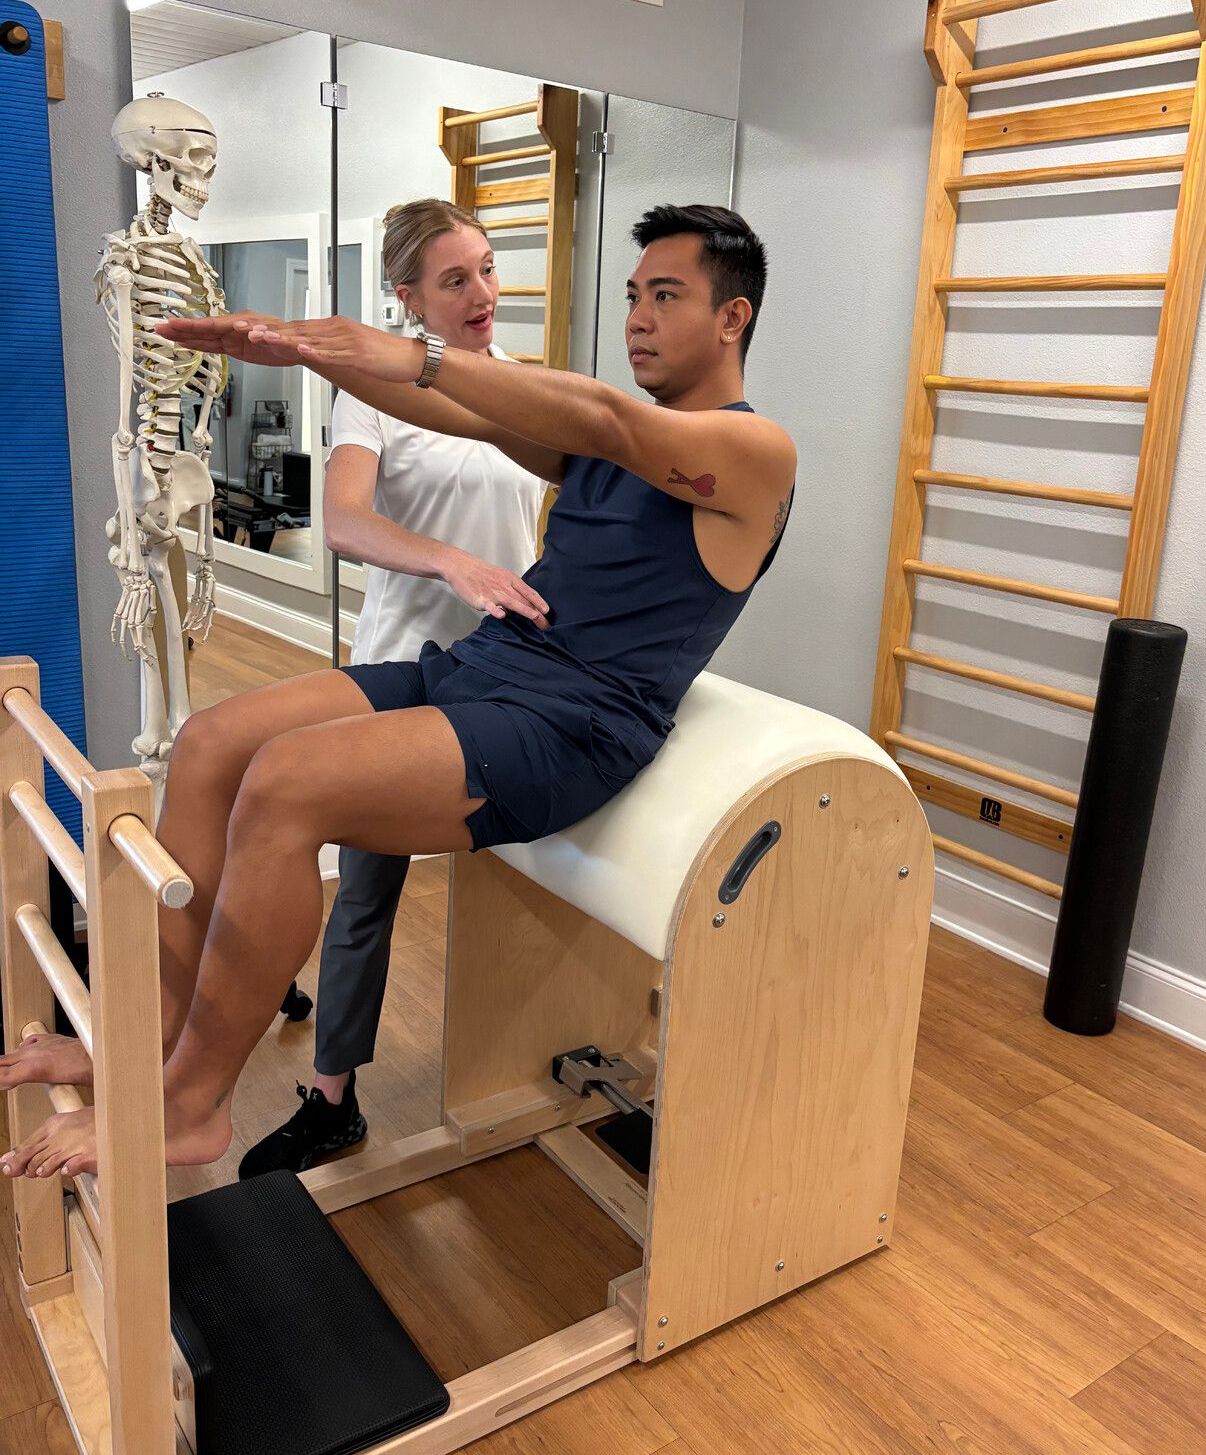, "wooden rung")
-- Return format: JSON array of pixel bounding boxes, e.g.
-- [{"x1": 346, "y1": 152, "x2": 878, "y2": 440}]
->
[
  {"x1": 482, "y1": 215, "x2": 549, "y2": 232},
  {"x1": 958, "y1": 30, "x2": 1202, "y2": 89},
  {"x1": 108, "y1": 814, "x2": 193, "y2": 909},
  {"x1": 887, "y1": 731, "x2": 1078, "y2": 809},
  {"x1": 14, "y1": 905, "x2": 93, "y2": 1055},
  {"x1": 947, "y1": 154, "x2": 1186, "y2": 193},
  {"x1": 894, "y1": 645, "x2": 1096, "y2": 712},
  {"x1": 443, "y1": 100, "x2": 539, "y2": 130},
  {"x1": 935, "y1": 273, "x2": 1167, "y2": 292},
  {"x1": 964, "y1": 87, "x2": 1195, "y2": 155},
  {"x1": 915, "y1": 468, "x2": 1134, "y2": 510},
  {"x1": 924, "y1": 373, "x2": 1150, "y2": 403},
  {"x1": 9, "y1": 780, "x2": 86, "y2": 907},
  {"x1": 498, "y1": 286, "x2": 547, "y2": 297},
  {"x1": 945, "y1": 0, "x2": 1056, "y2": 22},
  {"x1": 900, "y1": 764, "x2": 1074, "y2": 855},
  {"x1": 511, "y1": 353, "x2": 545, "y2": 364},
  {"x1": 1, "y1": 687, "x2": 90, "y2": 799},
  {"x1": 903, "y1": 559, "x2": 1120, "y2": 613},
  {"x1": 932, "y1": 834, "x2": 1064, "y2": 898},
  {"x1": 476, "y1": 178, "x2": 551, "y2": 209},
  {"x1": 461, "y1": 144, "x2": 551, "y2": 168}
]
